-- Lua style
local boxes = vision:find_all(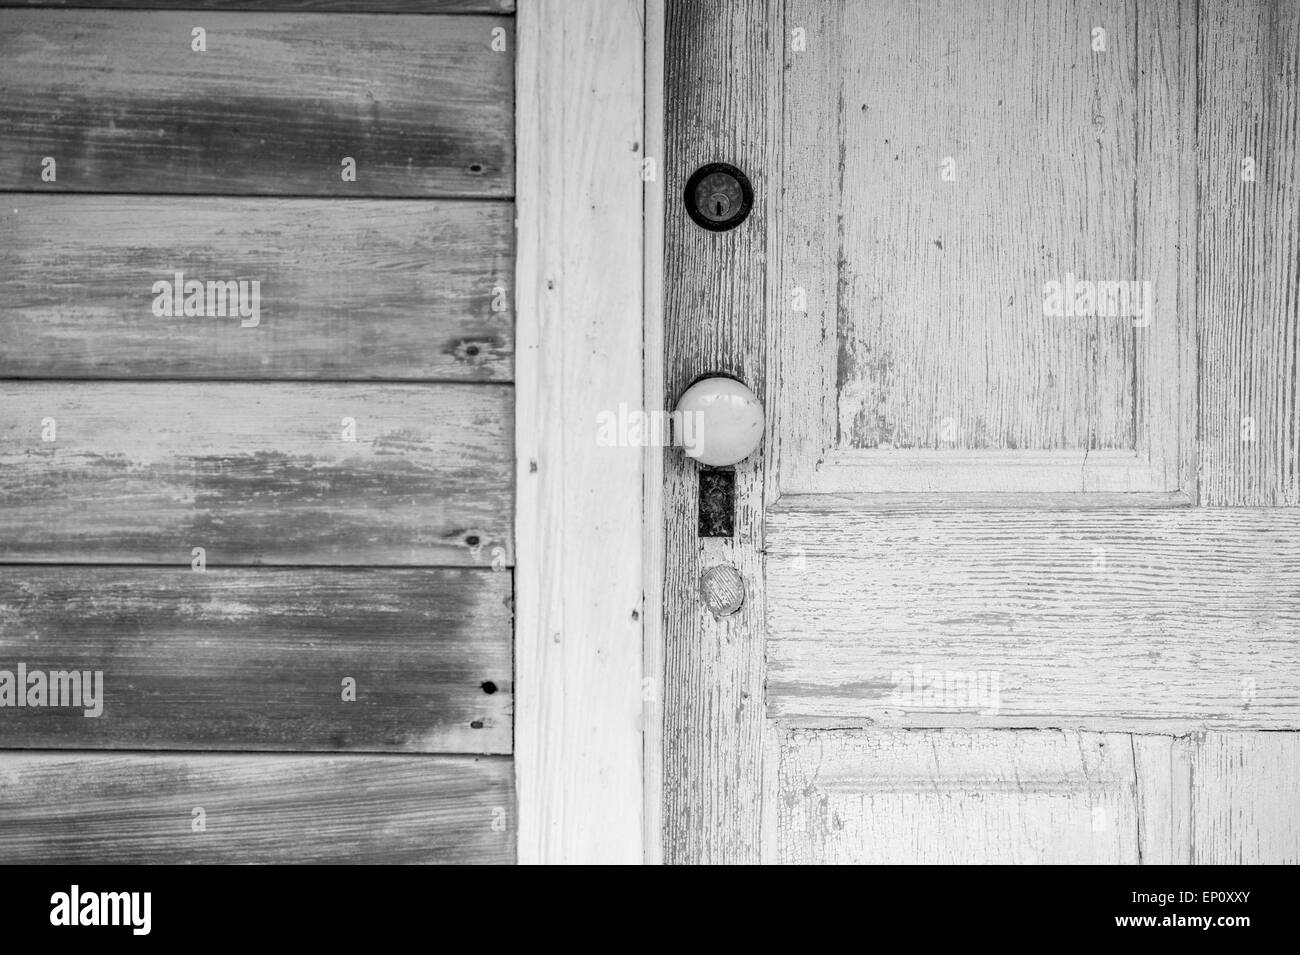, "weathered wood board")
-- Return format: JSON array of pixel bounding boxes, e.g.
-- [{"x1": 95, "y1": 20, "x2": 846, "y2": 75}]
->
[
  {"x1": 513, "y1": 0, "x2": 646, "y2": 863},
  {"x1": 0, "y1": 567, "x2": 512, "y2": 752},
  {"x1": 1197, "y1": 0, "x2": 1300, "y2": 506},
  {"x1": 767, "y1": 500, "x2": 1300, "y2": 727},
  {"x1": 9, "y1": 2, "x2": 513, "y2": 10},
  {"x1": 0, "y1": 197, "x2": 513, "y2": 381},
  {"x1": 0, "y1": 382, "x2": 514, "y2": 566},
  {"x1": 661, "y1": 0, "x2": 780, "y2": 865},
  {"x1": 779, "y1": 728, "x2": 1300, "y2": 865},
  {"x1": 0, "y1": 10, "x2": 514, "y2": 196},
  {"x1": 0, "y1": 752, "x2": 514, "y2": 863}
]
